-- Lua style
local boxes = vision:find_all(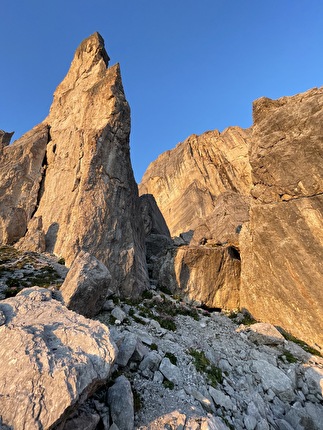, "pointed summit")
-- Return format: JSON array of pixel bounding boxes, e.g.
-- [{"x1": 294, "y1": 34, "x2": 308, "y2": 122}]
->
[{"x1": 0, "y1": 33, "x2": 149, "y2": 298}]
